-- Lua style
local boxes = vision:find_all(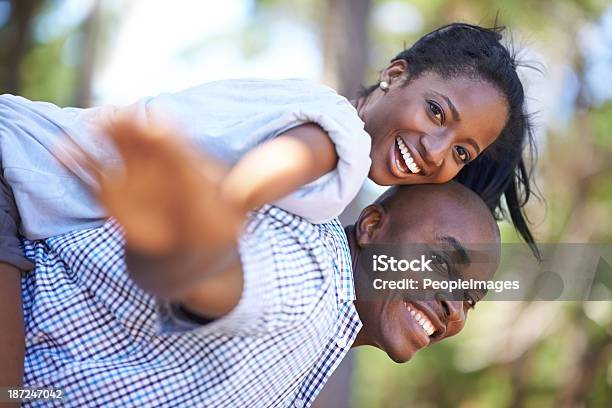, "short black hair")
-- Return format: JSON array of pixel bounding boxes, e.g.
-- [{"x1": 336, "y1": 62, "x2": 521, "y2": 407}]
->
[{"x1": 364, "y1": 22, "x2": 540, "y2": 259}]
